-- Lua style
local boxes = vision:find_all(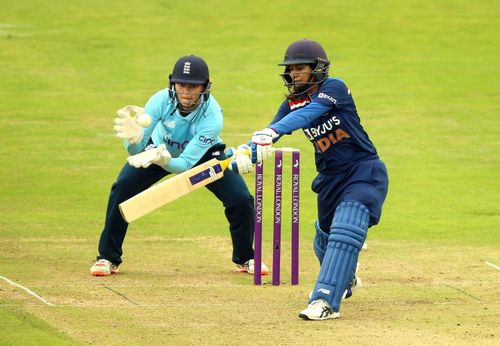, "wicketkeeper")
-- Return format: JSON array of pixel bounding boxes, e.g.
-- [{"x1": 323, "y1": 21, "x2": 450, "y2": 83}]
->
[{"x1": 90, "y1": 55, "x2": 268, "y2": 277}]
